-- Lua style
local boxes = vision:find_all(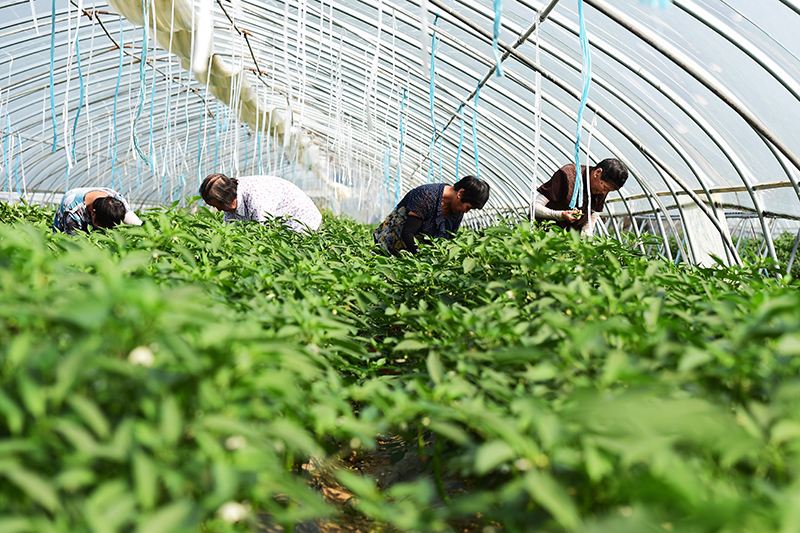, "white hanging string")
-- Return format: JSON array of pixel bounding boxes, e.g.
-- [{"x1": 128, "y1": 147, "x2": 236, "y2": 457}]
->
[
  {"x1": 584, "y1": 111, "x2": 598, "y2": 236},
  {"x1": 29, "y1": 0, "x2": 40, "y2": 36},
  {"x1": 18, "y1": 134, "x2": 27, "y2": 201},
  {"x1": 85, "y1": 9, "x2": 96, "y2": 172},
  {"x1": 364, "y1": 0, "x2": 383, "y2": 133},
  {"x1": 62, "y1": 0, "x2": 75, "y2": 170},
  {"x1": 419, "y1": 0, "x2": 430, "y2": 77},
  {"x1": 530, "y1": 9, "x2": 542, "y2": 222}
]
